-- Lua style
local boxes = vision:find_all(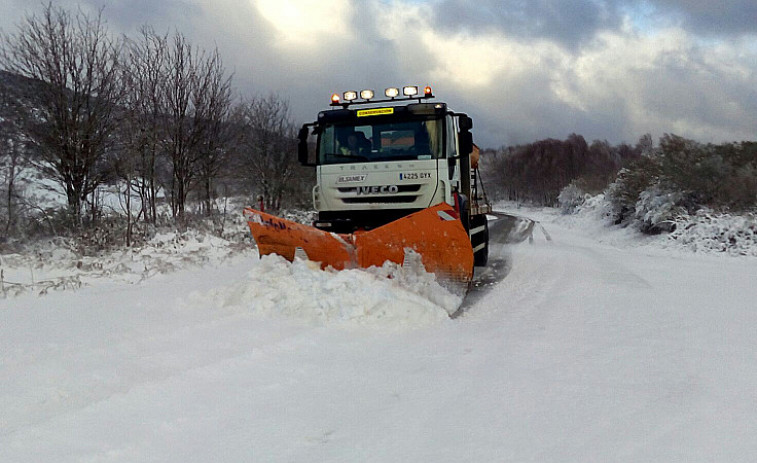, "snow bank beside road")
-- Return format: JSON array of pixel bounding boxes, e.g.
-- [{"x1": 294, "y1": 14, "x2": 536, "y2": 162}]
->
[
  {"x1": 512, "y1": 197, "x2": 757, "y2": 258},
  {"x1": 667, "y1": 209, "x2": 757, "y2": 256},
  {"x1": 0, "y1": 229, "x2": 253, "y2": 296}
]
